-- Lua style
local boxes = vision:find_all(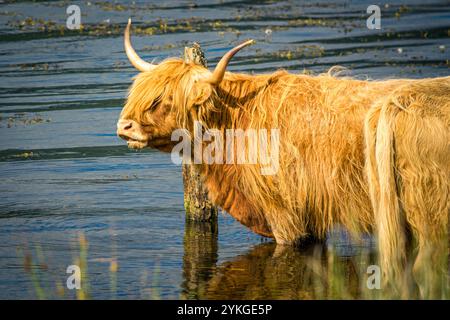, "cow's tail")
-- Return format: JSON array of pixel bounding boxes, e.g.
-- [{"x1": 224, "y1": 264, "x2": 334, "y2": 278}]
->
[{"x1": 364, "y1": 101, "x2": 407, "y2": 285}]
